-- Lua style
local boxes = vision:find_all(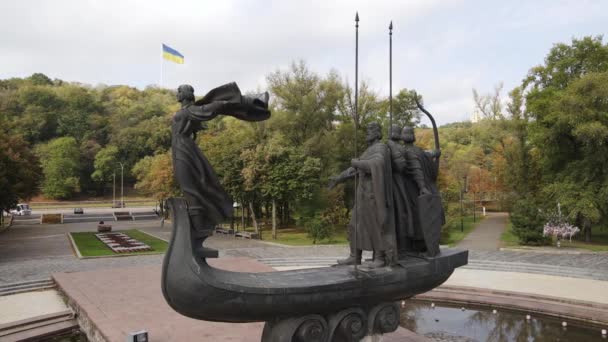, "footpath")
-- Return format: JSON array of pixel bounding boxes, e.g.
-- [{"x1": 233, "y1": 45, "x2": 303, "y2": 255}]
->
[{"x1": 456, "y1": 212, "x2": 507, "y2": 251}]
